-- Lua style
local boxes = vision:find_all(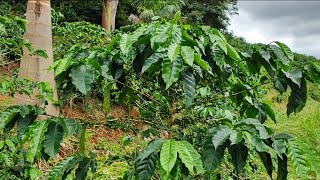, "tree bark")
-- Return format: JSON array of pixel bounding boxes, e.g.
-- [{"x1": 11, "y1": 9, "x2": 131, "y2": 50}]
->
[
  {"x1": 101, "y1": 0, "x2": 119, "y2": 32},
  {"x1": 14, "y1": 0, "x2": 59, "y2": 117}
]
